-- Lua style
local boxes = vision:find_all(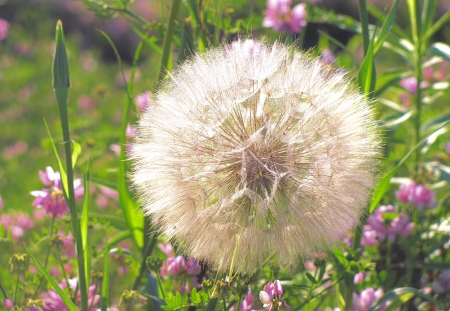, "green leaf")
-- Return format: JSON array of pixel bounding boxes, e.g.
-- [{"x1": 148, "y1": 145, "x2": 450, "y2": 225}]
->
[
  {"x1": 373, "y1": 0, "x2": 400, "y2": 55},
  {"x1": 25, "y1": 245, "x2": 79, "y2": 311},
  {"x1": 129, "y1": 24, "x2": 162, "y2": 55},
  {"x1": 375, "y1": 69, "x2": 406, "y2": 97},
  {"x1": 305, "y1": 272, "x2": 317, "y2": 284},
  {"x1": 420, "y1": 112, "x2": 450, "y2": 134},
  {"x1": 81, "y1": 163, "x2": 91, "y2": 286},
  {"x1": 358, "y1": 39, "x2": 375, "y2": 96},
  {"x1": 429, "y1": 42, "x2": 450, "y2": 62},
  {"x1": 424, "y1": 10, "x2": 450, "y2": 42},
  {"x1": 101, "y1": 230, "x2": 110, "y2": 311},
  {"x1": 71, "y1": 141, "x2": 82, "y2": 168},
  {"x1": 367, "y1": 3, "x2": 409, "y2": 39}
]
